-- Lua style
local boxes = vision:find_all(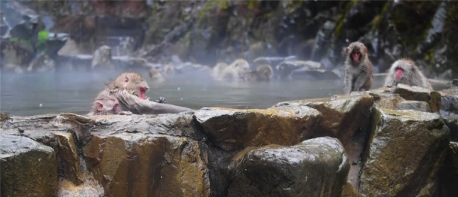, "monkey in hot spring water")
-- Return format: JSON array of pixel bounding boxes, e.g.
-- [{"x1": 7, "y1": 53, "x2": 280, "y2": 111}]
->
[
  {"x1": 384, "y1": 58, "x2": 433, "y2": 90},
  {"x1": 343, "y1": 42, "x2": 374, "y2": 95},
  {"x1": 87, "y1": 72, "x2": 192, "y2": 115}
]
